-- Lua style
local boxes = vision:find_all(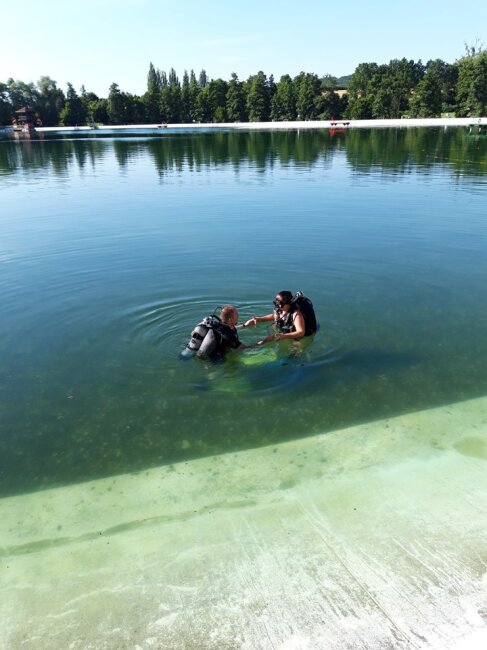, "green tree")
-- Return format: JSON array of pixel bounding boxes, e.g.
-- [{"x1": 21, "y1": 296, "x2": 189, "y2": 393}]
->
[
  {"x1": 159, "y1": 68, "x2": 181, "y2": 123},
  {"x1": 317, "y1": 89, "x2": 346, "y2": 120},
  {"x1": 90, "y1": 98, "x2": 109, "y2": 124},
  {"x1": 107, "y1": 83, "x2": 127, "y2": 124},
  {"x1": 0, "y1": 82, "x2": 12, "y2": 124},
  {"x1": 199, "y1": 69, "x2": 208, "y2": 88},
  {"x1": 271, "y1": 74, "x2": 296, "y2": 121},
  {"x1": 144, "y1": 62, "x2": 161, "y2": 123},
  {"x1": 6, "y1": 79, "x2": 40, "y2": 112},
  {"x1": 246, "y1": 71, "x2": 270, "y2": 122},
  {"x1": 346, "y1": 63, "x2": 381, "y2": 118},
  {"x1": 194, "y1": 85, "x2": 212, "y2": 122},
  {"x1": 147, "y1": 62, "x2": 161, "y2": 93},
  {"x1": 409, "y1": 72, "x2": 442, "y2": 117},
  {"x1": 188, "y1": 69, "x2": 200, "y2": 122},
  {"x1": 348, "y1": 59, "x2": 423, "y2": 119},
  {"x1": 295, "y1": 72, "x2": 322, "y2": 120},
  {"x1": 180, "y1": 70, "x2": 191, "y2": 123},
  {"x1": 381, "y1": 58, "x2": 424, "y2": 117},
  {"x1": 268, "y1": 74, "x2": 276, "y2": 108},
  {"x1": 80, "y1": 88, "x2": 101, "y2": 125},
  {"x1": 226, "y1": 73, "x2": 247, "y2": 122},
  {"x1": 371, "y1": 83, "x2": 395, "y2": 119},
  {"x1": 367, "y1": 59, "x2": 424, "y2": 118},
  {"x1": 60, "y1": 83, "x2": 86, "y2": 126},
  {"x1": 347, "y1": 95, "x2": 372, "y2": 119},
  {"x1": 127, "y1": 93, "x2": 146, "y2": 123},
  {"x1": 456, "y1": 50, "x2": 487, "y2": 116},
  {"x1": 168, "y1": 67, "x2": 179, "y2": 88},
  {"x1": 37, "y1": 76, "x2": 64, "y2": 126},
  {"x1": 207, "y1": 78, "x2": 228, "y2": 122},
  {"x1": 424, "y1": 59, "x2": 457, "y2": 111}
]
